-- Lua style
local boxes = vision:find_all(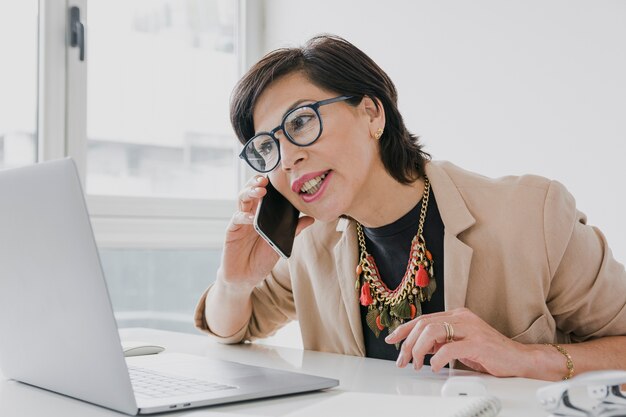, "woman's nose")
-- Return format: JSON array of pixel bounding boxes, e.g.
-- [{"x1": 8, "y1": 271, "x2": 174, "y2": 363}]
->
[{"x1": 278, "y1": 137, "x2": 307, "y2": 171}]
